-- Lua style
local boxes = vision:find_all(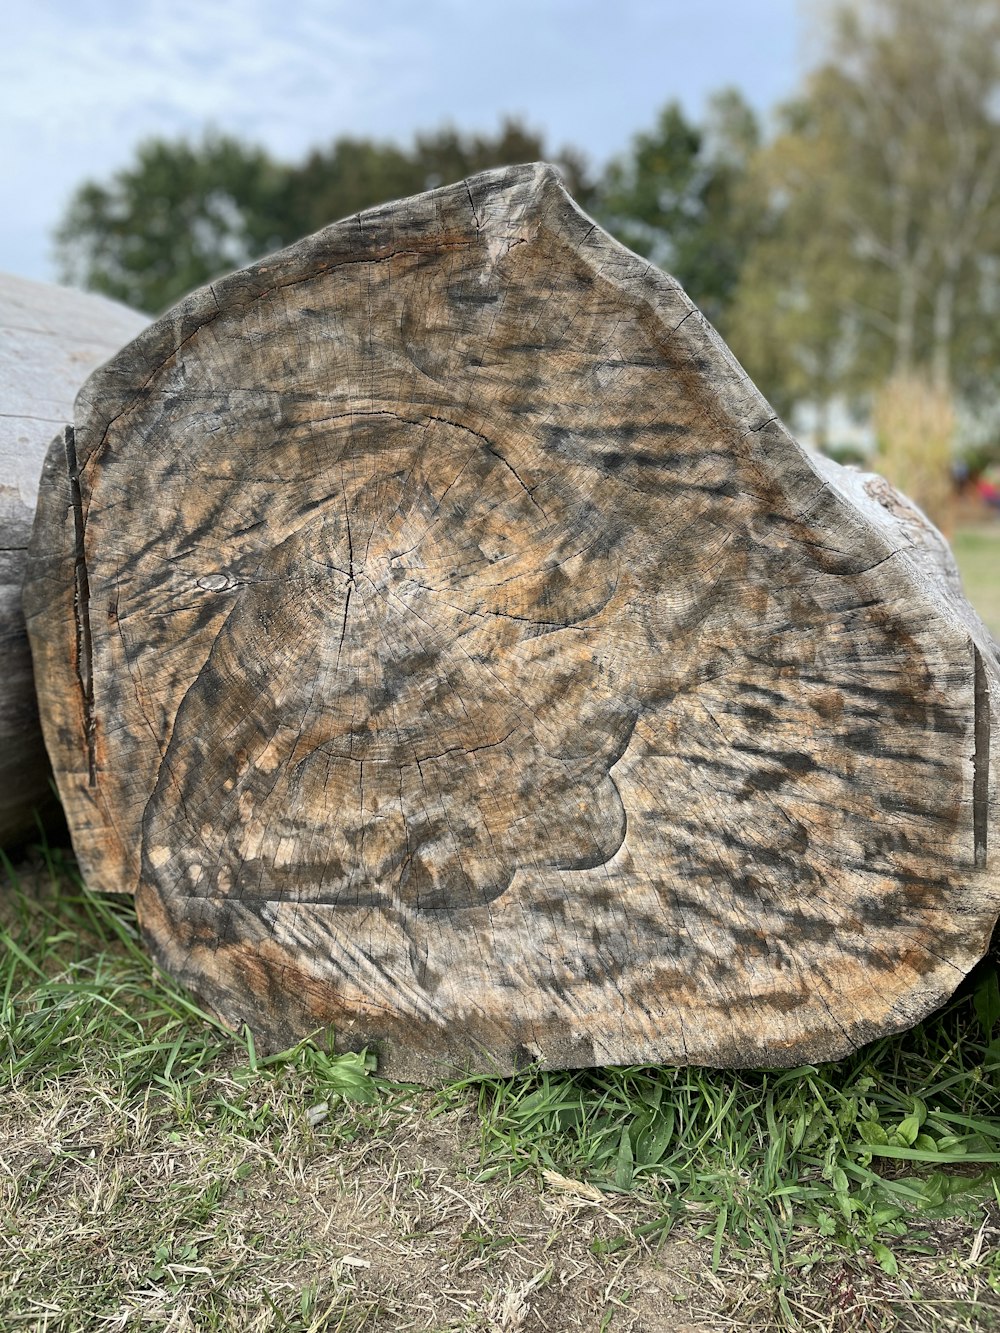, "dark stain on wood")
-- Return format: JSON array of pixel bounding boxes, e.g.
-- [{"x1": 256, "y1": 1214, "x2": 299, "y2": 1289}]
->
[
  {"x1": 64, "y1": 426, "x2": 97, "y2": 787},
  {"x1": 22, "y1": 162, "x2": 1000, "y2": 1081},
  {"x1": 974, "y1": 644, "x2": 990, "y2": 869}
]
